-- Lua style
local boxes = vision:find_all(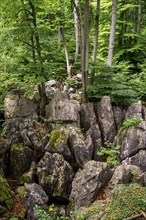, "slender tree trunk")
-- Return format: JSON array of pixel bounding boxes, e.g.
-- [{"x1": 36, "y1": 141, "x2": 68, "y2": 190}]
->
[
  {"x1": 135, "y1": 0, "x2": 141, "y2": 33},
  {"x1": 92, "y1": 0, "x2": 100, "y2": 62},
  {"x1": 73, "y1": 0, "x2": 79, "y2": 62},
  {"x1": 60, "y1": 27, "x2": 72, "y2": 78},
  {"x1": 29, "y1": 0, "x2": 47, "y2": 116},
  {"x1": 58, "y1": 28, "x2": 61, "y2": 49},
  {"x1": 91, "y1": 0, "x2": 100, "y2": 83},
  {"x1": 82, "y1": 0, "x2": 89, "y2": 102},
  {"x1": 107, "y1": 0, "x2": 117, "y2": 67}
]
